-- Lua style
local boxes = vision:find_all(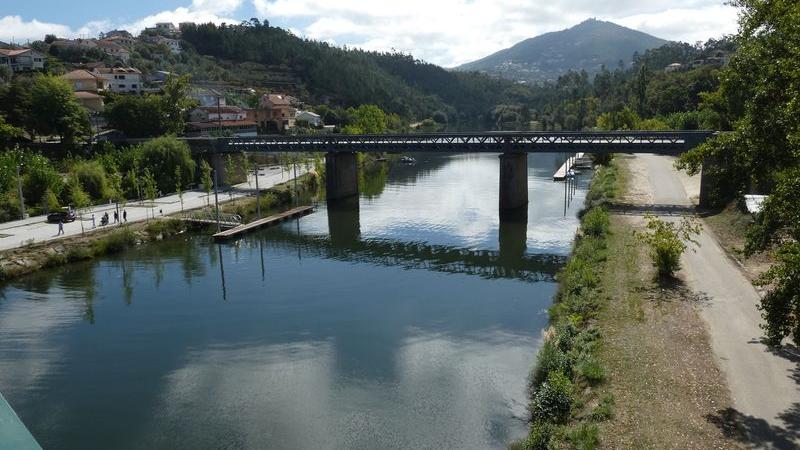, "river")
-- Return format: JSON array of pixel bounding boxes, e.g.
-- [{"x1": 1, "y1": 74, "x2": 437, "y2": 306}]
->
[{"x1": 0, "y1": 153, "x2": 588, "y2": 450}]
